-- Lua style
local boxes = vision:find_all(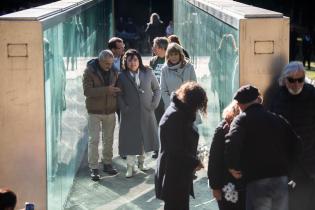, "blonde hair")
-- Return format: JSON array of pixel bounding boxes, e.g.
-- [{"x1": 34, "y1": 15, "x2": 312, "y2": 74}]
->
[
  {"x1": 222, "y1": 100, "x2": 240, "y2": 124},
  {"x1": 165, "y1": 43, "x2": 186, "y2": 67}
]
